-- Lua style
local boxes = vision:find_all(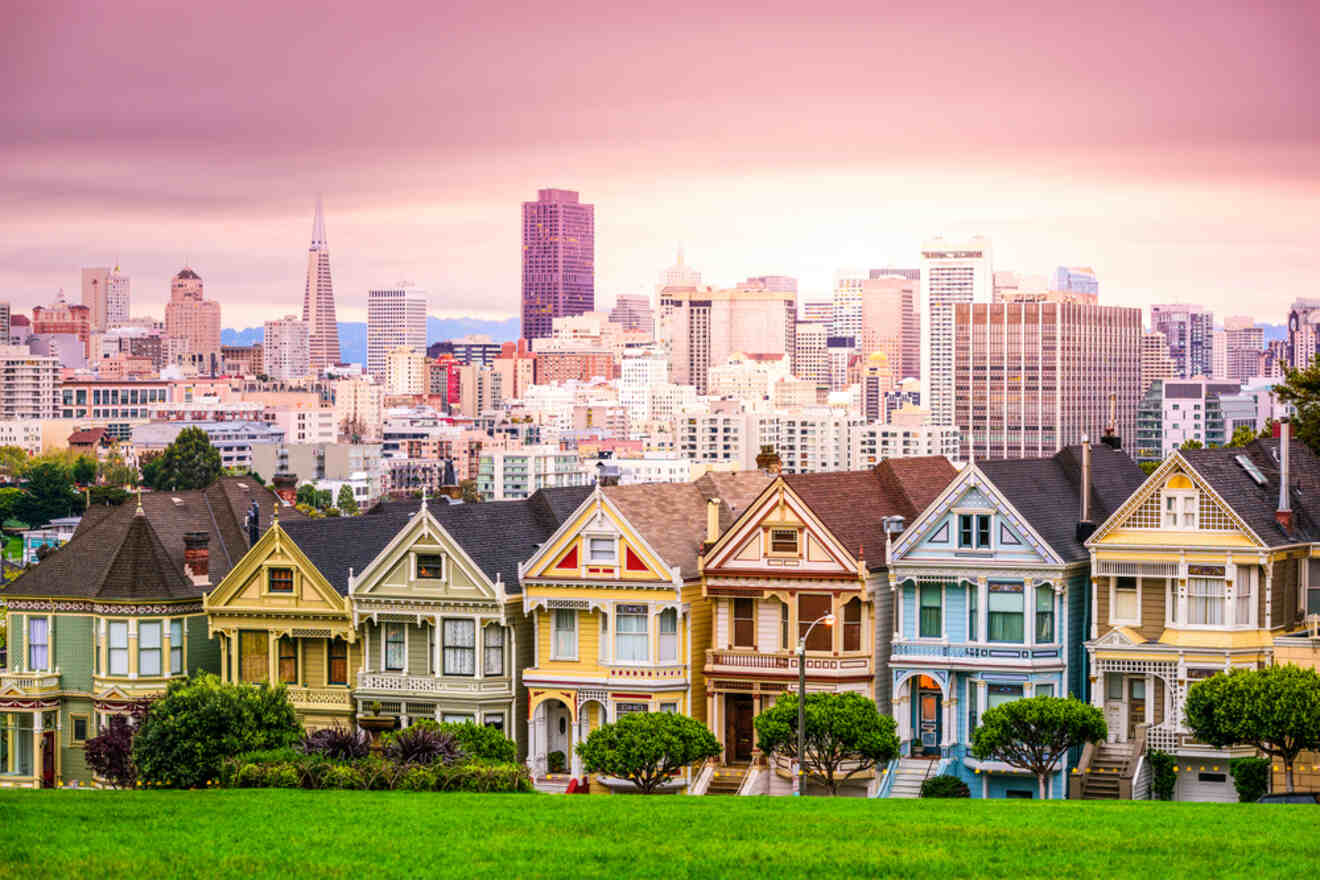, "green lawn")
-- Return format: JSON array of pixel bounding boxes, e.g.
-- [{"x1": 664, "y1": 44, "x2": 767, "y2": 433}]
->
[{"x1": 1, "y1": 791, "x2": 1318, "y2": 879}]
